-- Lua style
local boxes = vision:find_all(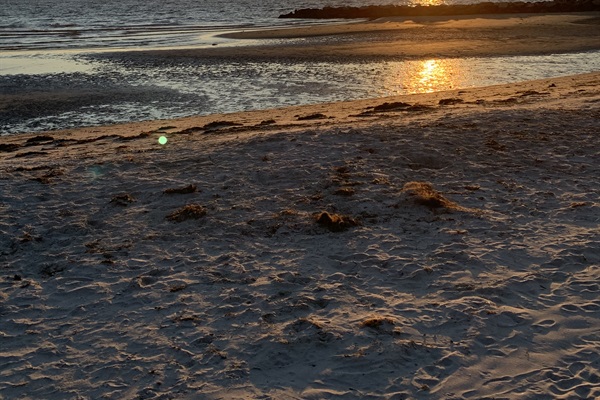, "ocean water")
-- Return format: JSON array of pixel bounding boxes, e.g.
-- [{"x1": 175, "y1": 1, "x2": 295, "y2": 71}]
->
[
  {"x1": 2, "y1": 0, "x2": 598, "y2": 134},
  {"x1": 1, "y1": 0, "x2": 542, "y2": 51},
  {"x1": 3, "y1": 49, "x2": 599, "y2": 134}
]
